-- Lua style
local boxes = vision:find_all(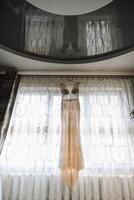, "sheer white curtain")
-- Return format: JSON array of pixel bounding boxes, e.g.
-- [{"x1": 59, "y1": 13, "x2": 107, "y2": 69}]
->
[
  {"x1": 24, "y1": 8, "x2": 64, "y2": 56},
  {"x1": 0, "y1": 77, "x2": 134, "y2": 200},
  {"x1": 80, "y1": 79, "x2": 134, "y2": 174},
  {"x1": 79, "y1": 79, "x2": 134, "y2": 200},
  {"x1": 25, "y1": 10, "x2": 52, "y2": 55},
  {"x1": 0, "y1": 77, "x2": 62, "y2": 200},
  {"x1": 86, "y1": 20, "x2": 121, "y2": 55}
]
